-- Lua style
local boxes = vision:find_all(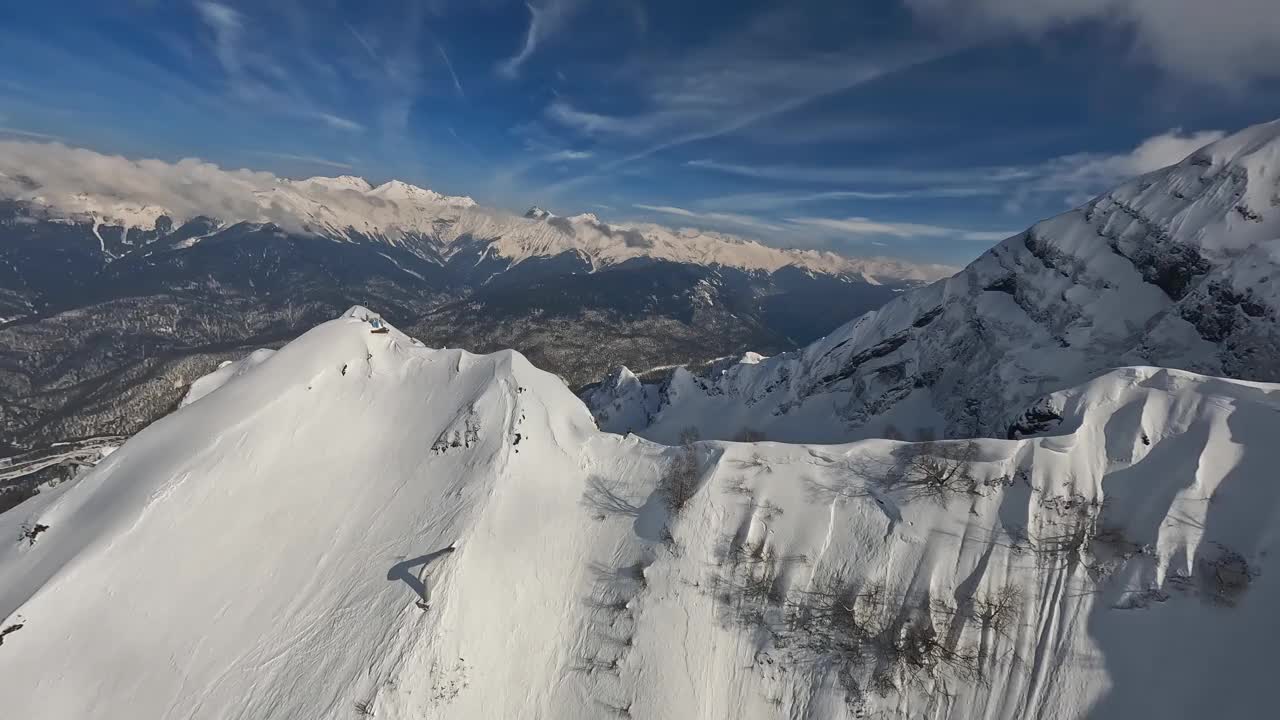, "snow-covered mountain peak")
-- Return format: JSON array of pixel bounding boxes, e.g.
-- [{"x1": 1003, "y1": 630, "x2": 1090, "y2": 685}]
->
[
  {"x1": 3, "y1": 306, "x2": 1280, "y2": 718},
  {"x1": 587, "y1": 118, "x2": 1280, "y2": 444},
  {"x1": 0, "y1": 141, "x2": 953, "y2": 283},
  {"x1": 1099, "y1": 118, "x2": 1280, "y2": 260},
  {"x1": 1196, "y1": 117, "x2": 1280, "y2": 174},
  {"x1": 297, "y1": 174, "x2": 374, "y2": 193}
]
